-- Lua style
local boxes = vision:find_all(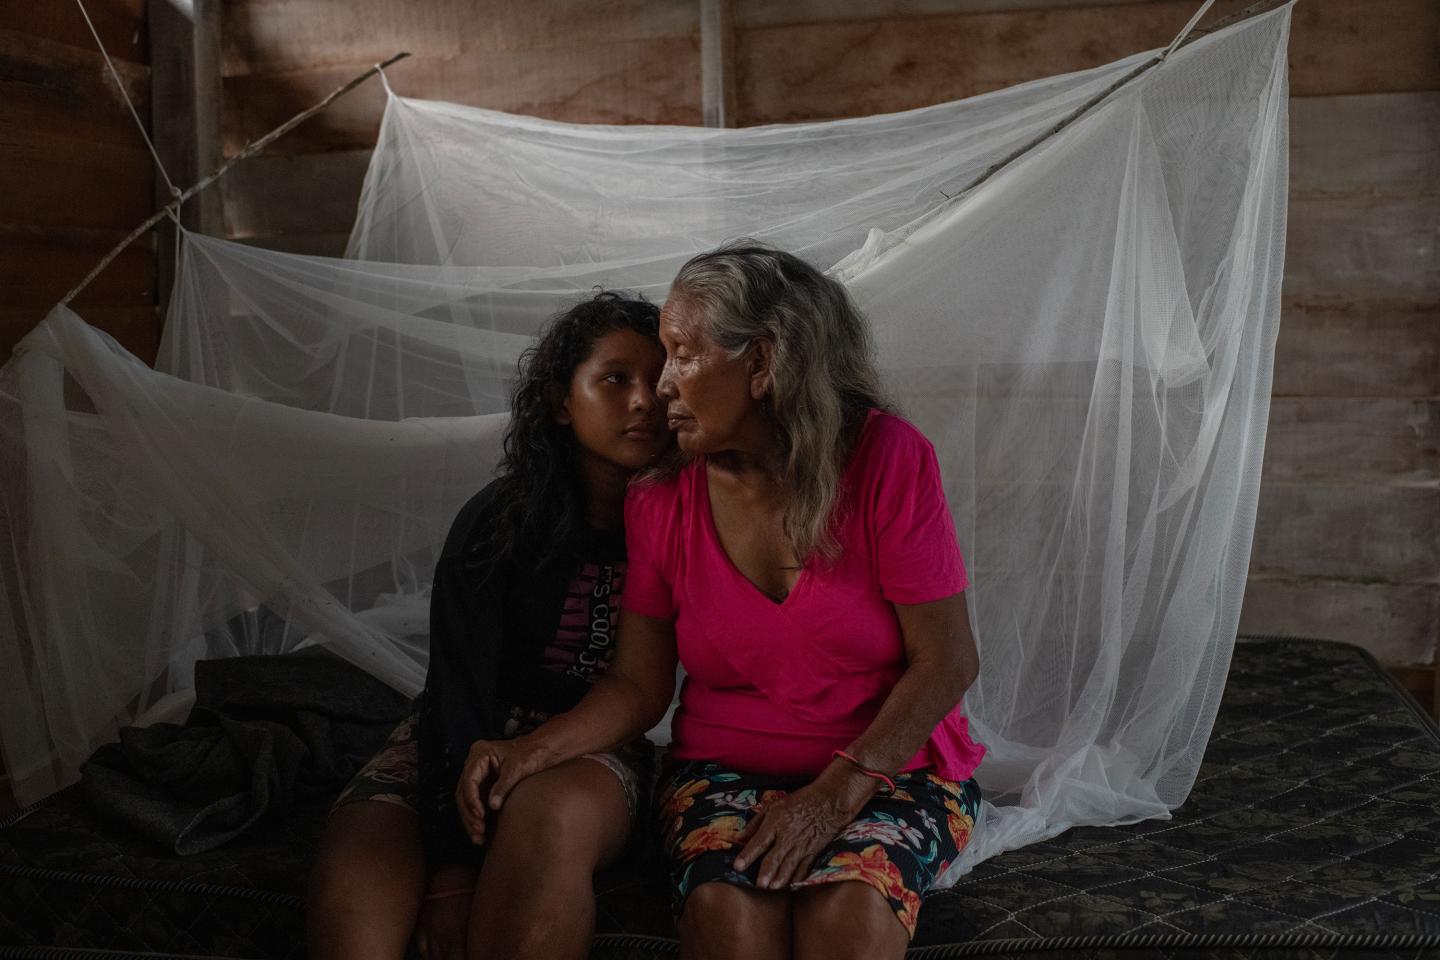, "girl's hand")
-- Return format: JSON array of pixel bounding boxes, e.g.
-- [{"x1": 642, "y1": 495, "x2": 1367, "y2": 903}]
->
[
  {"x1": 413, "y1": 866, "x2": 475, "y2": 960},
  {"x1": 454, "y1": 736, "x2": 556, "y2": 844},
  {"x1": 732, "y1": 766, "x2": 874, "y2": 889}
]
